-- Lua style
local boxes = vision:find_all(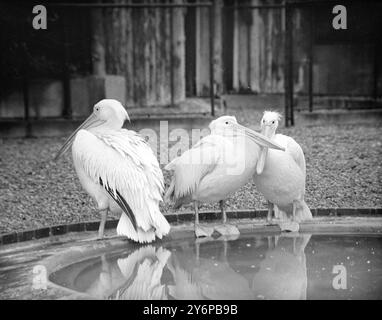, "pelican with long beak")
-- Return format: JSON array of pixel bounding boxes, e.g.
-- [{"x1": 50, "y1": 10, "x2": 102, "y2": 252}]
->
[
  {"x1": 254, "y1": 111, "x2": 312, "y2": 227},
  {"x1": 164, "y1": 115, "x2": 285, "y2": 237},
  {"x1": 54, "y1": 99, "x2": 170, "y2": 243}
]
